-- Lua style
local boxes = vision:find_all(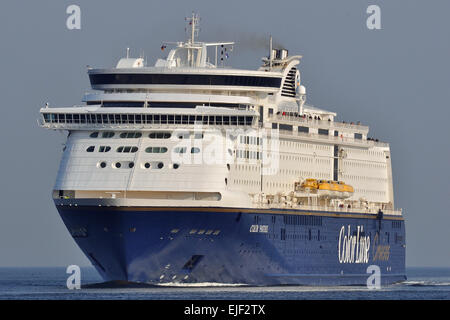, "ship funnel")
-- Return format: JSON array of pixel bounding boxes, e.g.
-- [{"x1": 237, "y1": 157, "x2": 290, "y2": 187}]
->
[{"x1": 273, "y1": 49, "x2": 288, "y2": 60}]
